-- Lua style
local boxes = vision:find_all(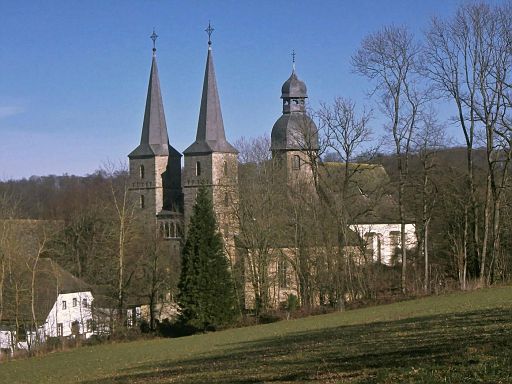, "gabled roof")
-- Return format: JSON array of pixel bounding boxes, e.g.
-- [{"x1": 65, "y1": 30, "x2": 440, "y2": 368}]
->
[
  {"x1": 129, "y1": 55, "x2": 178, "y2": 158},
  {"x1": 184, "y1": 47, "x2": 237, "y2": 155},
  {"x1": 1, "y1": 258, "x2": 90, "y2": 325}
]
